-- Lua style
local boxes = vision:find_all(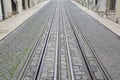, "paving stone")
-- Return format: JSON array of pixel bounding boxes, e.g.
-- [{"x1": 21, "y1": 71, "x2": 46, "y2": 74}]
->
[
  {"x1": 82, "y1": 75, "x2": 88, "y2": 79},
  {"x1": 31, "y1": 61, "x2": 37, "y2": 66},
  {"x1": 24, "y1": 76, "x2": 32, "y2": 80},
  {"x1": 48, "y1": 72, "x2": 53, "y2": 77},
  {"x1": 12, "y1": 76, "x2": 17, "y2": 80},
  {"x1": 35, "y1": 51, "x2": 41, "y2": 54},
  {"x1": 41, "y1": 73, "x2": 47, "y2": 78},
  {"x1": 61, "y1": 66, "x2": 67, "y2": 70},
  {"x1": 33, "y1": 56, "x2": 39, "y2": 61},
  {"x1": 89, "y1": 60, "x2": 96, "y2": 66},
  {"x1": 75, "y1": 75, "x2": 82, "y2": 79},
  {"x1": 87, "y1": 57, "x2": 94, "y2": 61},
  {"x1": 26, "y1": 71, "x2": 33, "y2": 77},
  {"x1": 95, "y1": 71, "x2": 103, "y2": 79},
  {"x1": 74, "y1": 68, "x2": 80, "y2": 72},
  {"x1": 61, "y1": 70, "x2": 67, "y2": 75},
  {"x1": 75, "y1": 71, "x2": 85, "y2": 75},
  {"x1": 30, "y1": 66, "x2": 37, "y2": 72},
  {"x1": 61, "y1": 75, "x2": 68, "y2": 80}
]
